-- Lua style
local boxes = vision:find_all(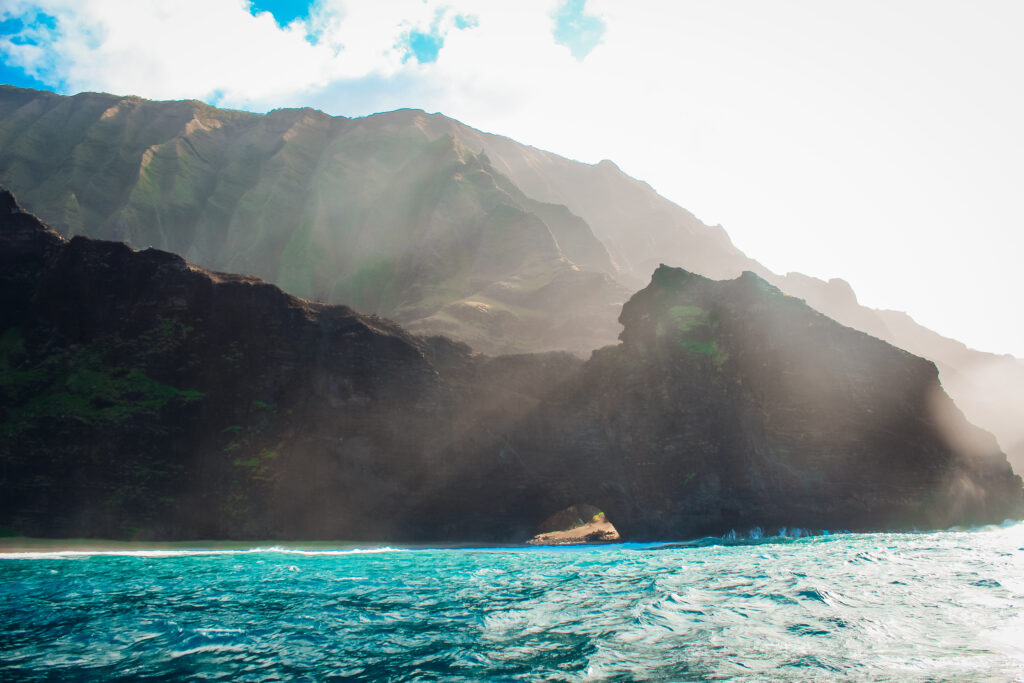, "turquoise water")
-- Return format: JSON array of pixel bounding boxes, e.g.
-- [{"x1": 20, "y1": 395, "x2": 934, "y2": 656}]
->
[{"x1": 2, "y1": 525, "x2": 1023, "y2": 681}]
